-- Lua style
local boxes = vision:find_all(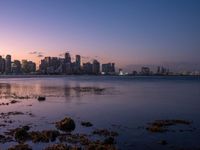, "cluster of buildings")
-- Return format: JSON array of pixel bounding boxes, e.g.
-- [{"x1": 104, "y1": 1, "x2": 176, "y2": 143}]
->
[
  {"x1": 130, "y1": 66, "x2": 170, "y2": 76},
  {"x1": 0, "y1": 53, "x2": 199, "y2": 76},
  {"x1": 0, "y1": 55, "x2": 36, "y2": 75},
  {"x1": 0, "y1": 52, "x2": 116, "y2": 75},
  {"x1": 39, "y1": 52, "x2": 115, "y2": 75}
]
